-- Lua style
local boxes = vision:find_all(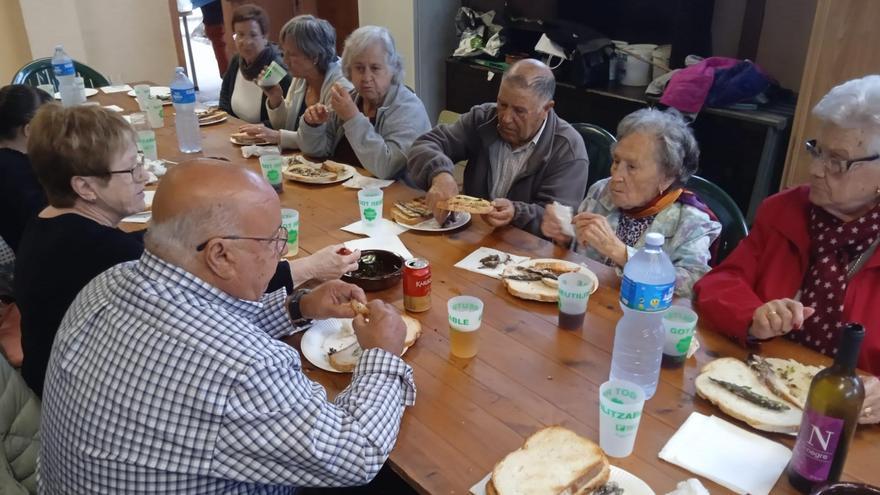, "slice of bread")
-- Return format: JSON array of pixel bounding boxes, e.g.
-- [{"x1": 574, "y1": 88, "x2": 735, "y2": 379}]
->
[
  {"x1": 328, "y1": 315, "x2": 421, "y2": 372},
  {"x1": 502, "y1": 259, "x2": 597, "y2": 303},
  {"x1": 695, "y1": 357, "x2": 803, "y2": 433},
  {"x1": 490, "y1": 426, "x2": 610, "y2": 495},
  {"x1": 750, "y1": 356, "x2": 820, "y2": 409},
  {"x1": 438, "y1": 195, "x2": 494, "y2": 214},
  {"x1": 392, "y1": 198, "x2": 433, "y2": 225}
]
